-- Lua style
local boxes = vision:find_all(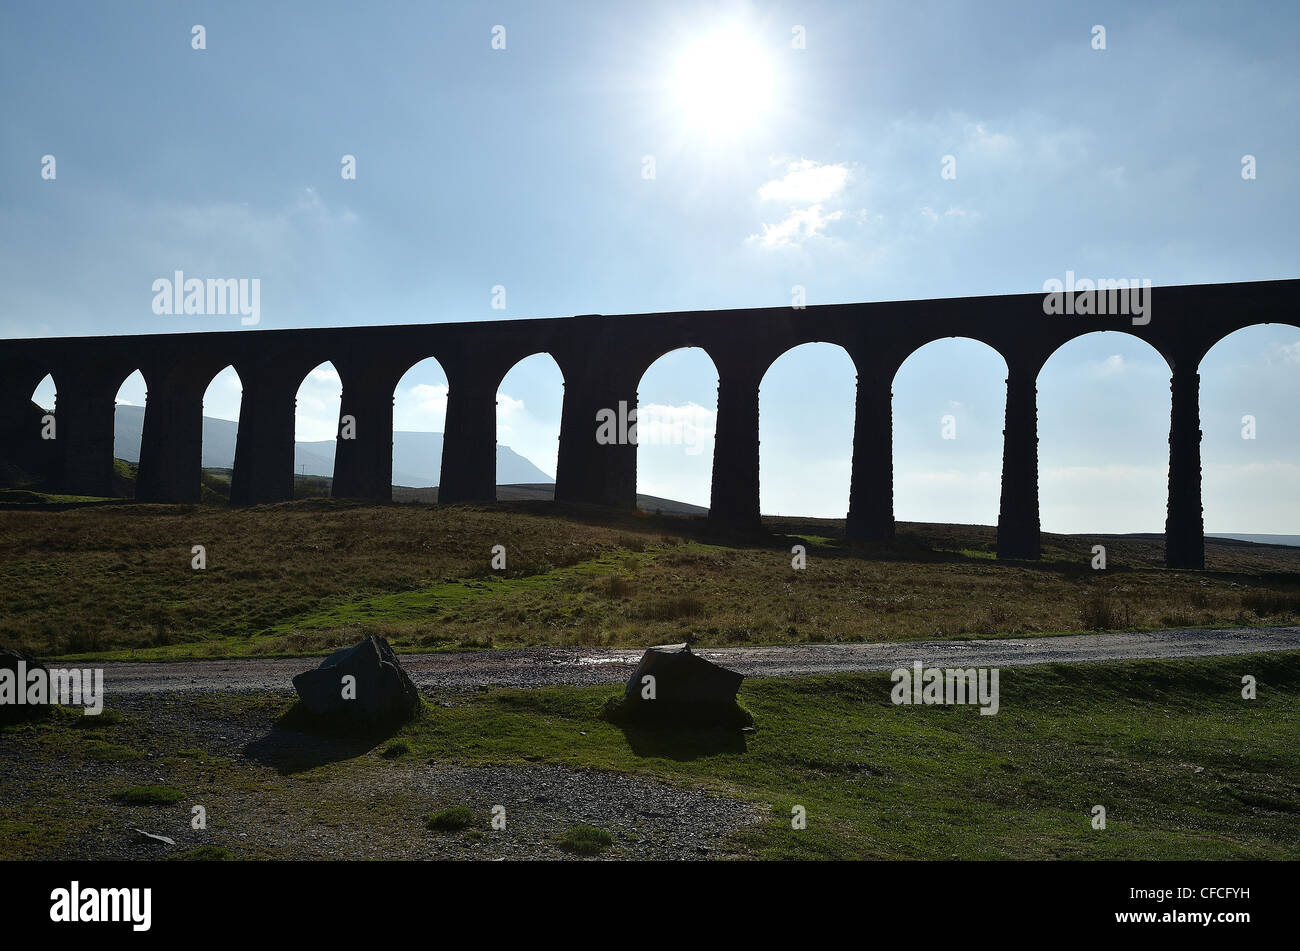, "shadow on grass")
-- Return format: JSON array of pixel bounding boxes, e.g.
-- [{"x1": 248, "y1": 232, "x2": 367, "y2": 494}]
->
[
  {"x1": 615, "y1": 724, "x2": 749, "y2": 760},
  {"x1": 242, "y1": 701, "x2": 413, "y2": 775},
  {"x1": 602, "y1": 695, "x2": 751, "y2": 761}
]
